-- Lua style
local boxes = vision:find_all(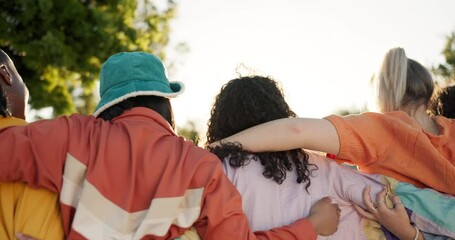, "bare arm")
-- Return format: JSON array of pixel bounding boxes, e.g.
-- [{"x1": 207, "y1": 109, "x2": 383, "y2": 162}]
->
[{"x1": 218, "y1": 118, "x2": 340, "y2": 155}]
